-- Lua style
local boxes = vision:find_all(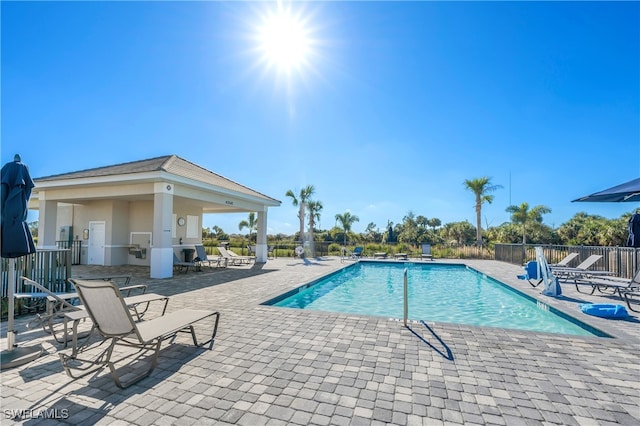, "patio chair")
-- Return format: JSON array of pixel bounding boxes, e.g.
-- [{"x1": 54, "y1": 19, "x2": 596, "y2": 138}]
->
[
  {"x1": 229, "y1": 247, "x2": 255, "y2": 263},
  {"x1": 550, "y1": 255, "x2": 611, "y2": 280},
  {"x1": 217, "y1": 246, "x2": 253, "y2": 265},
  {"x1": 18, "y1": 276, "x2": 150, "y2": 342},
  {"x1": 61, "y1": 279, "x2": 220, "y2": 388},
  {"x1": 173, "y1": 252, "x2": 199, "y2": 273},
  {"x1": 572, "y1": 268, "x2": 640, "y2": 299},
  {"x1": 622, "y1": 290, "x2": 640, "y2": 313},
  {"x1": 549, "y1": 252, "x2": 579, "y2": 267},
  {"x1": 421, "y1": 244, "x2": 433, "y2": 261},
  {"x1": 194, "y1": 244, "x2": 222, "y2": 268},
  {"x1": 267, "y1": 245, "x2": 275, "y2": 259}
]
